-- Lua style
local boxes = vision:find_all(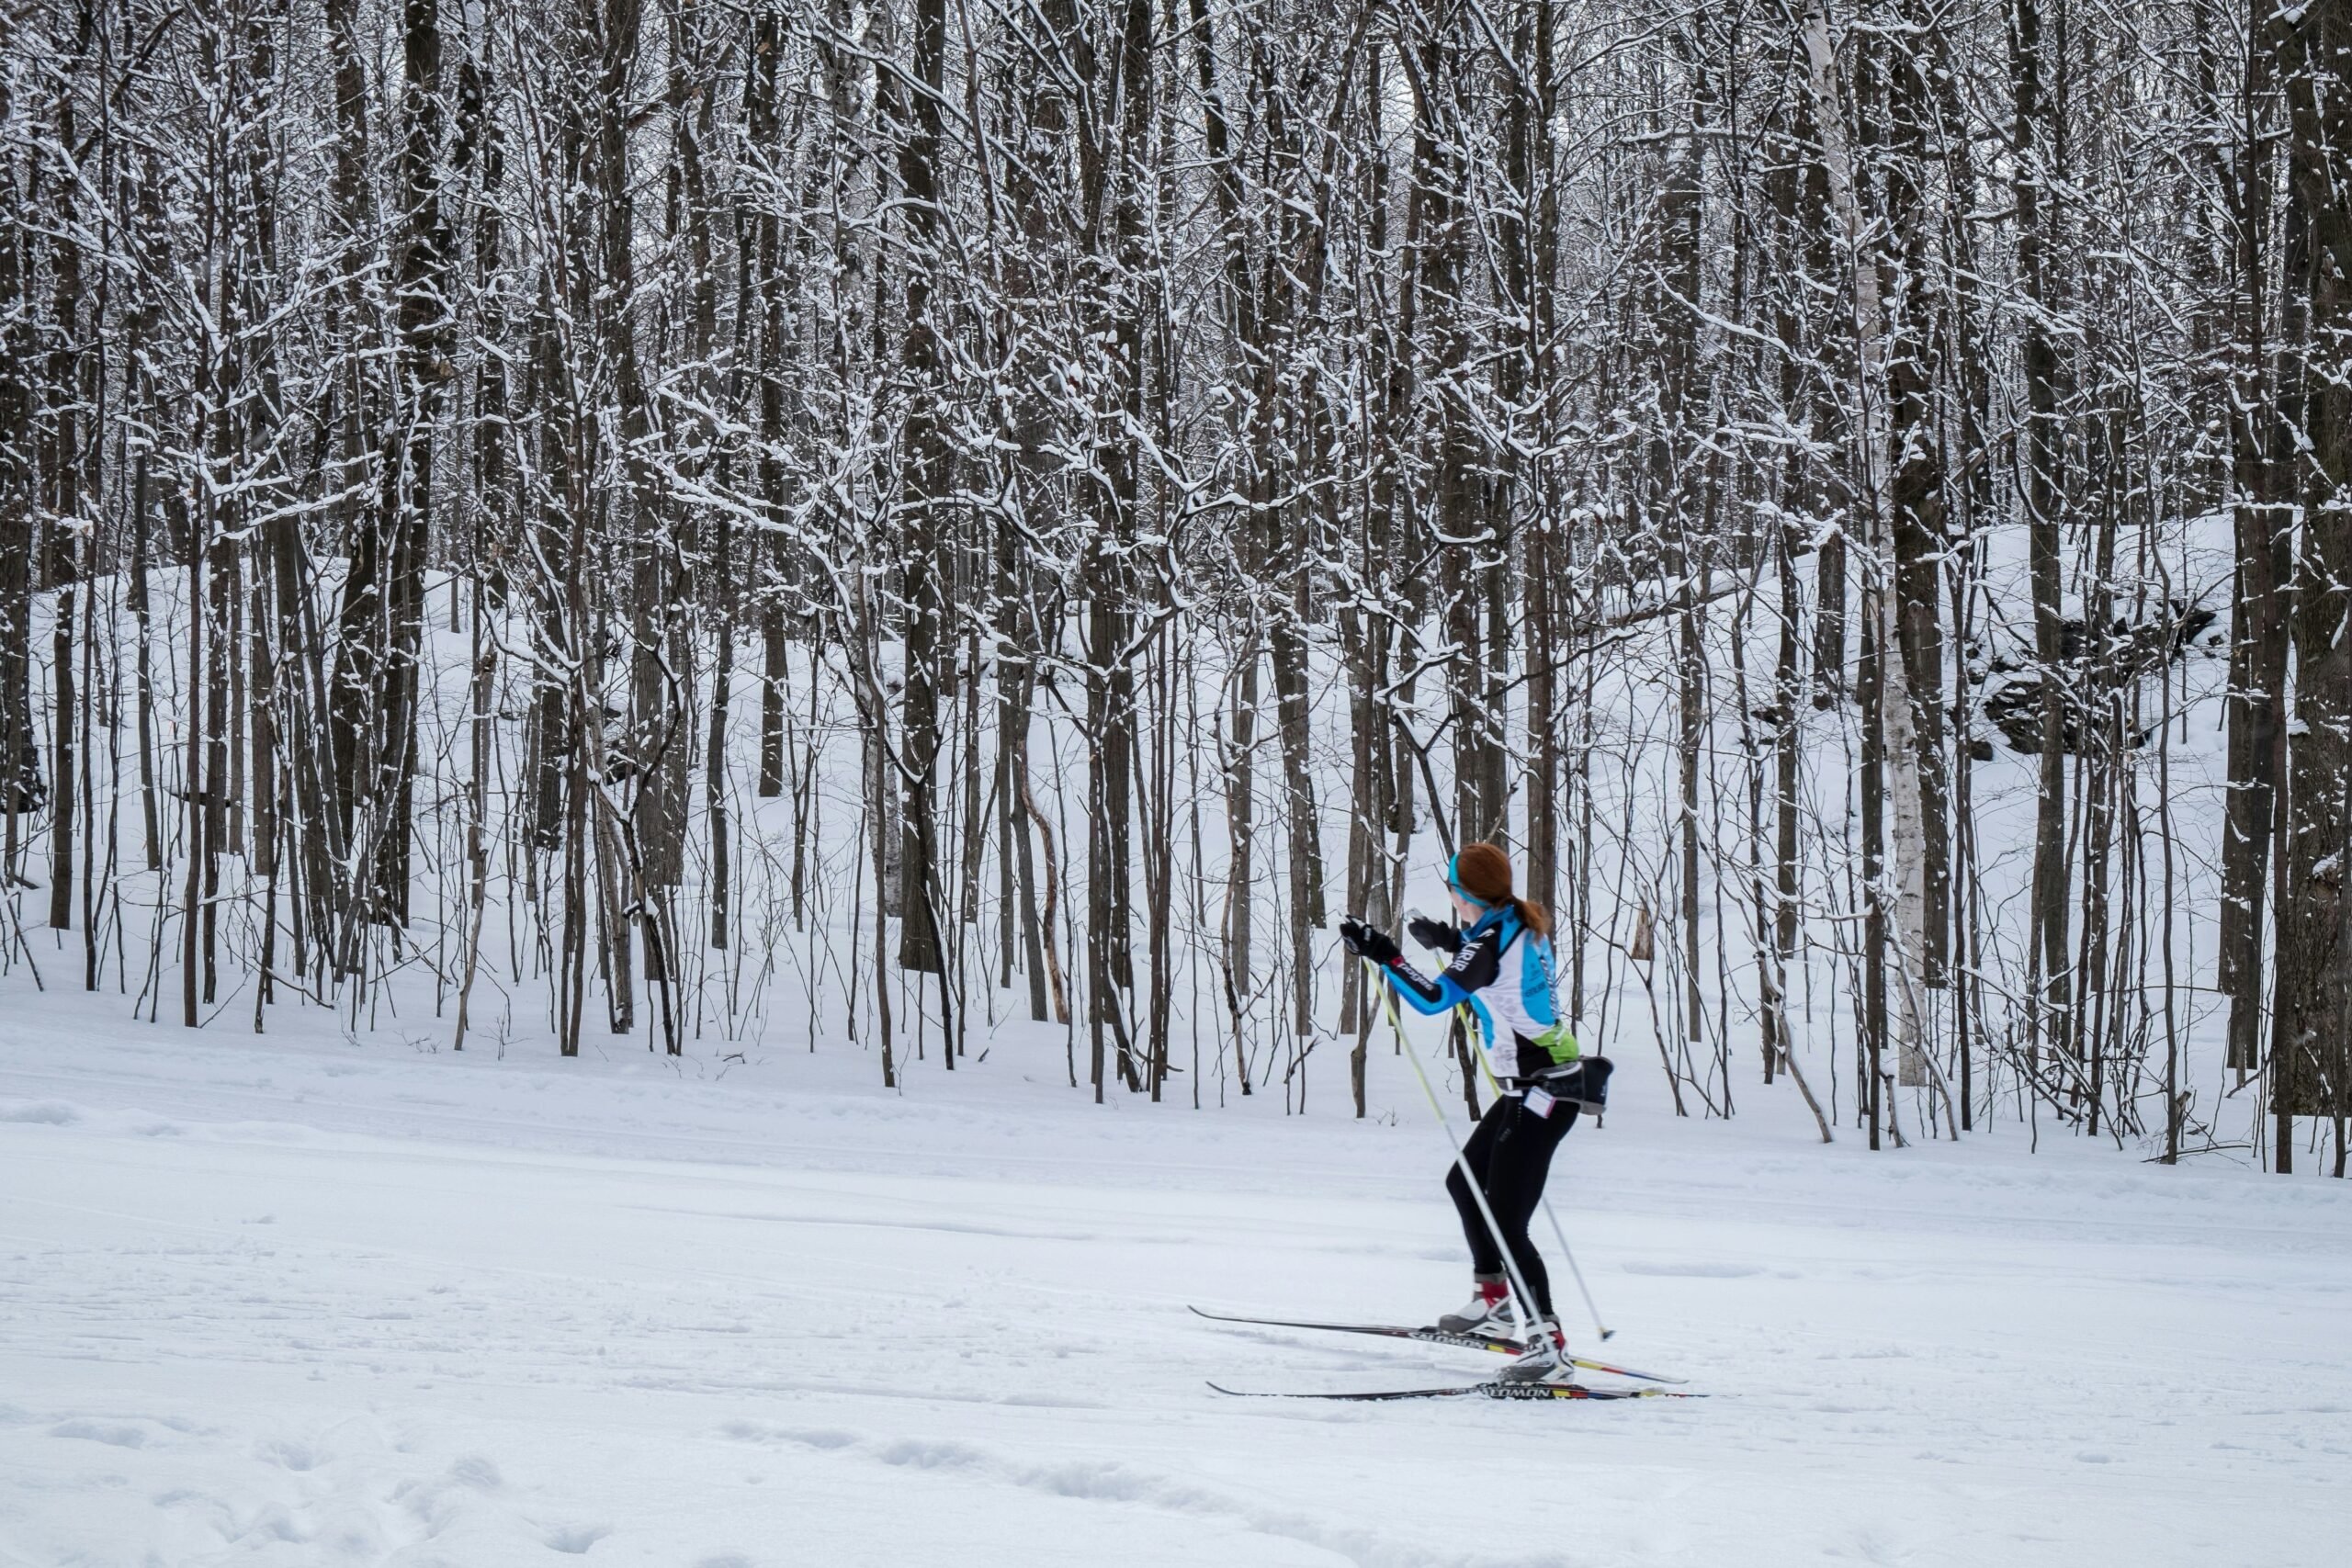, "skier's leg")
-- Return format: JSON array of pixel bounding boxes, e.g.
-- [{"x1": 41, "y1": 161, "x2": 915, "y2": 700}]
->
[
  {"x1": 1434, "y1": 1099, "x2": 1519, "y2": 1332},
  {"x1": 1489, "y1": 1102, "x2": 1582, "y2": 1381},
  {"x1": 1444, "y1": 1097, "x2": 1510, "y2": 1275},
  {"x1": 1485, "y1": 1101, "x2": 1578, "y2": 1318}
]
